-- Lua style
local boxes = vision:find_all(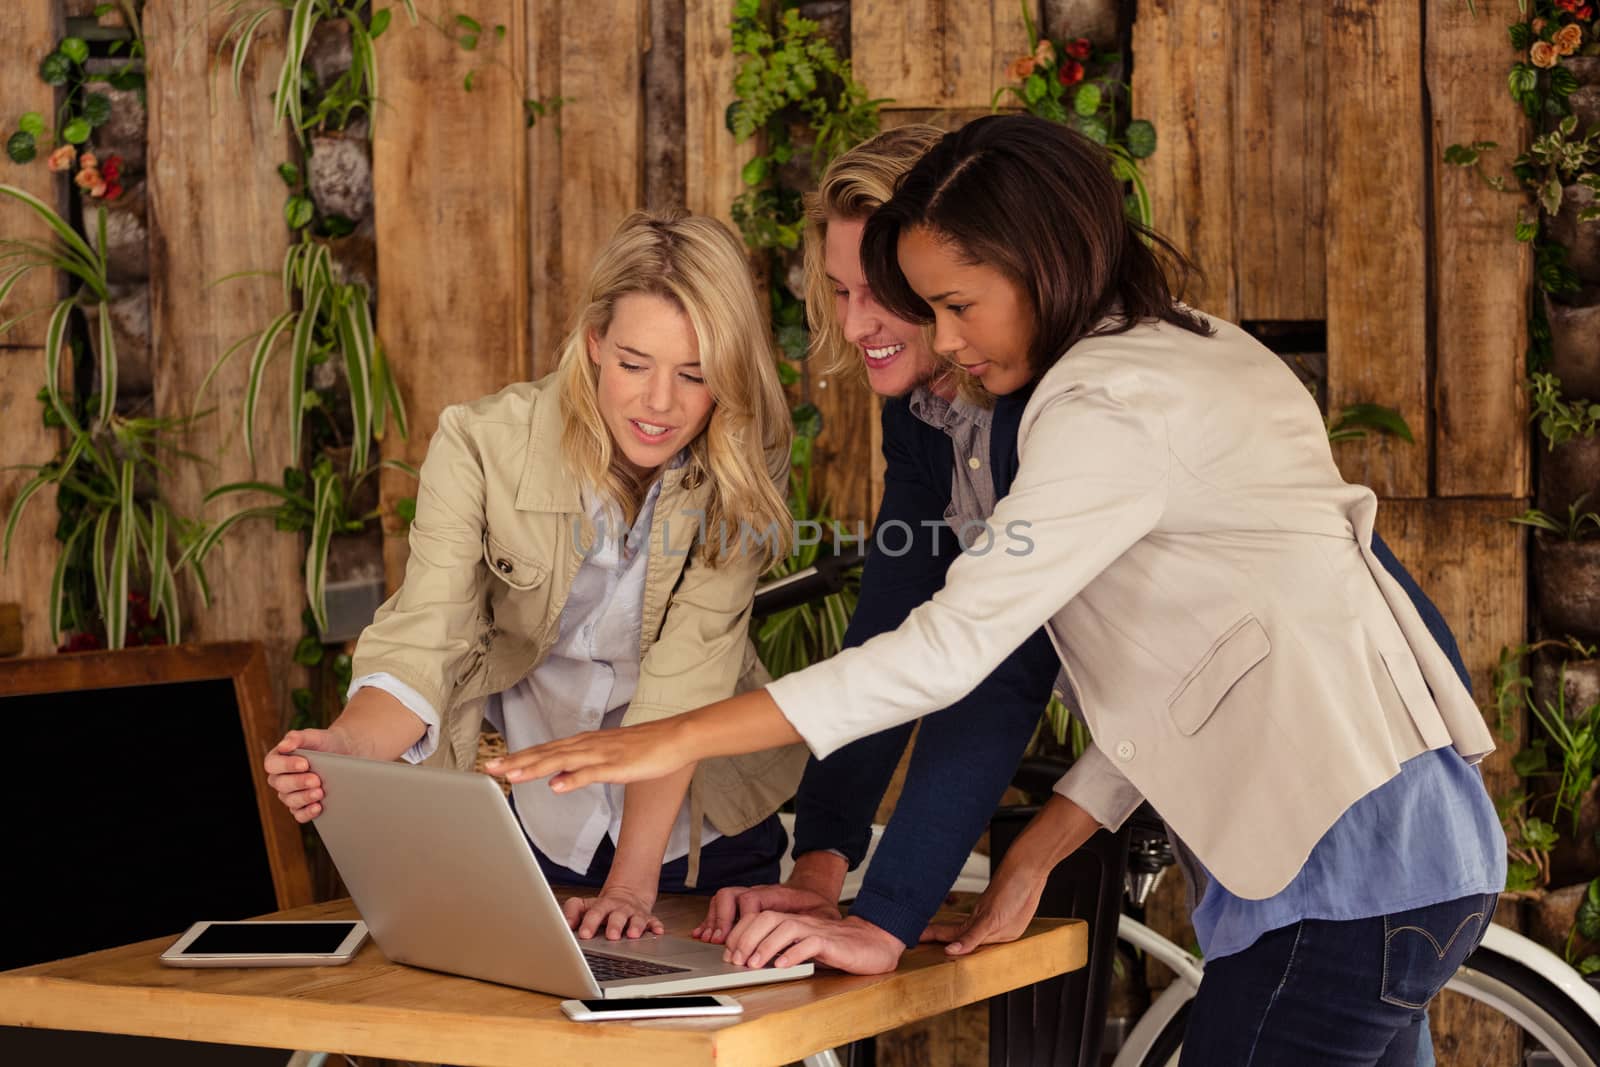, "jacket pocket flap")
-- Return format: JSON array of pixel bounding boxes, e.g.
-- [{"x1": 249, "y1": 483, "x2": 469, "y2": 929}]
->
[
  {"x1": 482, "y1": 534, "x2": 548, "y2": 591},
  {"x1": 1167, "y1": 615, "x2": 1271, "y2": 736}
]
